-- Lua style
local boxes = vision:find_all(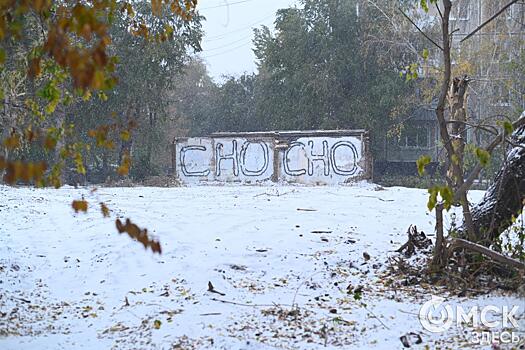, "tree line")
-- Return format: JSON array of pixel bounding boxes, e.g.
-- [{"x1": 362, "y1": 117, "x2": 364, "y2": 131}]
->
[
  {"x1": 2, "y1": 0, "x2": 524, "y2": 185},
  {"x1": 177, "y1": 0, "x2": 420, "y2": 163}
]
